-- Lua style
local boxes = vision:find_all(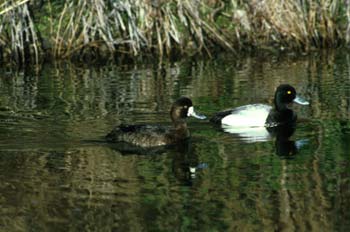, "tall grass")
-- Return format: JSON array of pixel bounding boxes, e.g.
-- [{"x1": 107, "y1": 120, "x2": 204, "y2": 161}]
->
[
  {"x1": 0, "y1": 0, "x2": 39, "y2": 64},
  {"x1": 0, "y1": 0, "x2": 349, "y2": 63},
  {"x1": 52, "y1": 0, "x2": 235, "y2": 59},
  {"x1": 245, "y1": 0, "x2": 343, "y2": 49}
]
